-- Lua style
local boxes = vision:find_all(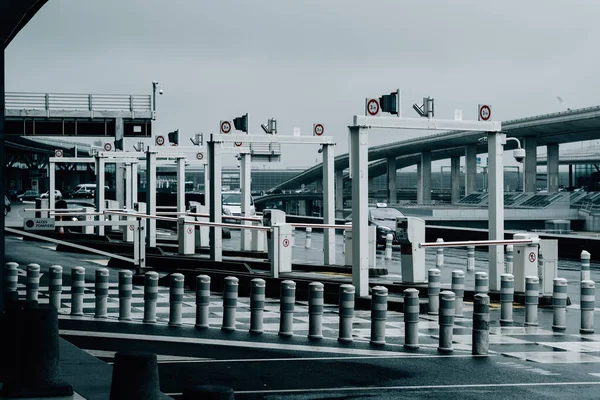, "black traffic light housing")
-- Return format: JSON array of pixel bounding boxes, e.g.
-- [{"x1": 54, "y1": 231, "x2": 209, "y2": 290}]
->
[
  {"x1": 379, "y1": 93, "x2": 398, "y2": 115},
  {"x1": 233, "y1": 113, "x2": 248, "y2": 133},
  {"x1": 168, "y1": 129, "x2": 179, "y2": 145}
]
